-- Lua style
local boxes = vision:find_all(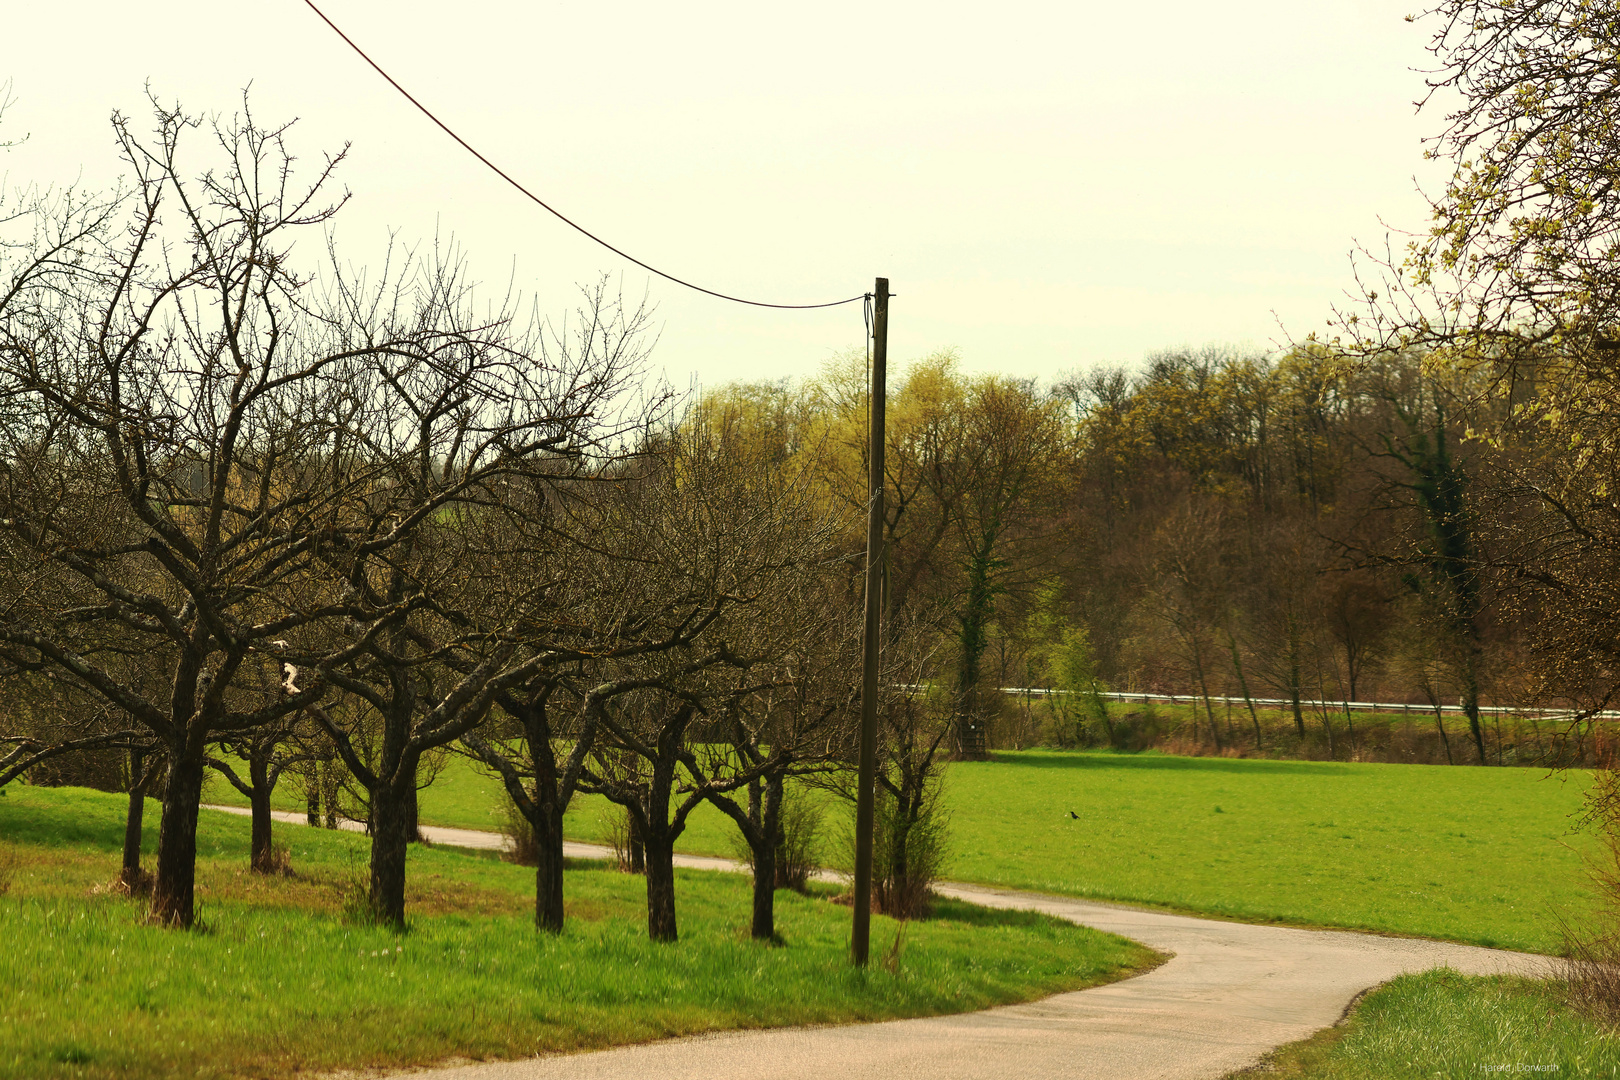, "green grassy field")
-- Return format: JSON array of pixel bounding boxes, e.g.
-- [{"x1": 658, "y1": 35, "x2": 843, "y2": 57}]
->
[
  {"x1": 1237, "y1": 971, "x2": 1620, "y2": 1078},
  {"x1": 201, "y1": 752, "x2": 513, "y2": 833},
  {"x1": 945, "y1": 750, "x2": 1595, "y2": 954},
  {"x1": 204, "y1": 748, "x2": 1597, "y2": 954},
  {"x1": 0, "y1": 784, "x2": 1154, "y2": 1080},
  {"x1": 580, "y1": 749, "x2": 1596, "y2": 954}
]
